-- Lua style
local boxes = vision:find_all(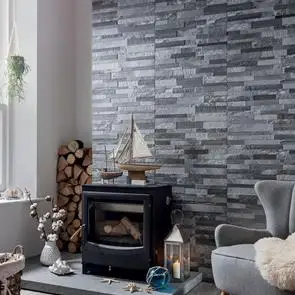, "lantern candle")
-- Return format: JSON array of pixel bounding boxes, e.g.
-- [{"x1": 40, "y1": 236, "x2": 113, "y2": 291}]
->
[{"x1": 172, "y1": 260, "x2": 181, "y2": 279}]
